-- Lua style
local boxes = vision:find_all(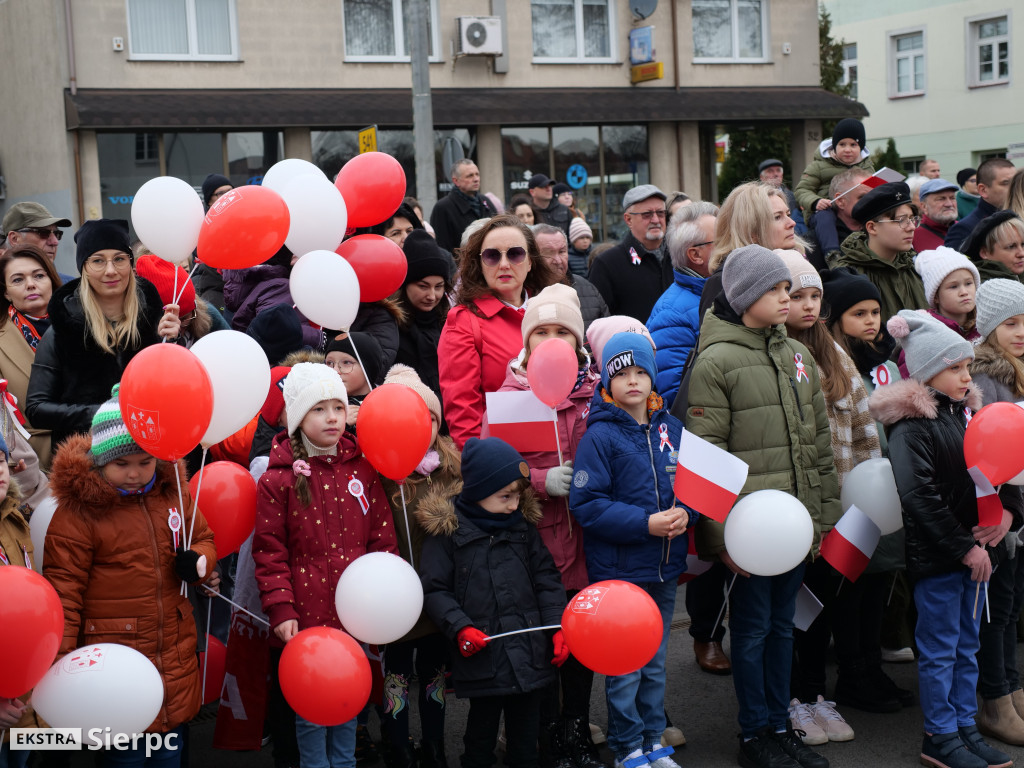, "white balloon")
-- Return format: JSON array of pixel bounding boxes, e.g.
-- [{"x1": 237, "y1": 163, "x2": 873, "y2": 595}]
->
[
  {"x1": 29, "y1": 495, "x2": 57, "y2": 573},
  {"x1": 282, "y1": 174, "x2": 349, "y2": 257},
  {"x1": 262, "y1": 159, "x2": 327, "y2": 196},
  {"x1": 191, "y1": 331, "x2": 272, "y2": 448},
  {"x1": 33, "y1": 643, "x2": 164, "y2": 735},
  {"x1": 840, "y1": 458, "x2": 902, "y2": 534},
  {"x1": 290, "y1": 250, "x2": 360, "y2": 331},
  {"x1": 724, "y1": 490, "x2": 814, "y2": 577},
  {"x1": 335, "y1": 553, "x2": 424, "y2": 645},
  {"x1": 131, "y1": 177, "x2": 204, "y2": 263}
]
